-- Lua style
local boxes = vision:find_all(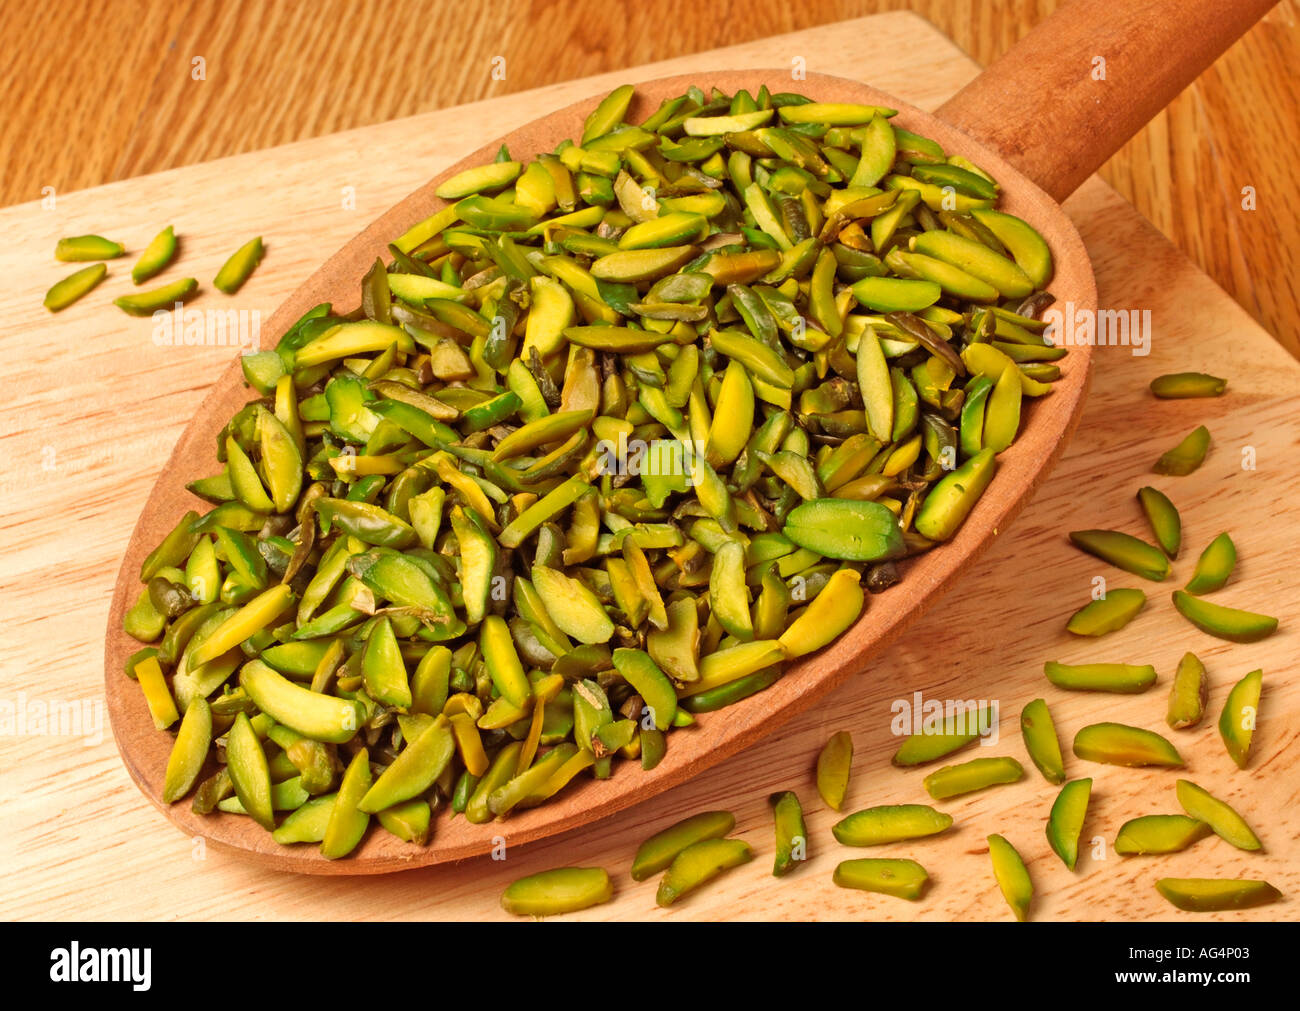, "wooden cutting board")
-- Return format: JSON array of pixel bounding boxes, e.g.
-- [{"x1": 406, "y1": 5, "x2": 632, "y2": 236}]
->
[{"x1": 0, "y1": 12, "x2": 1294, "y2": 922}]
